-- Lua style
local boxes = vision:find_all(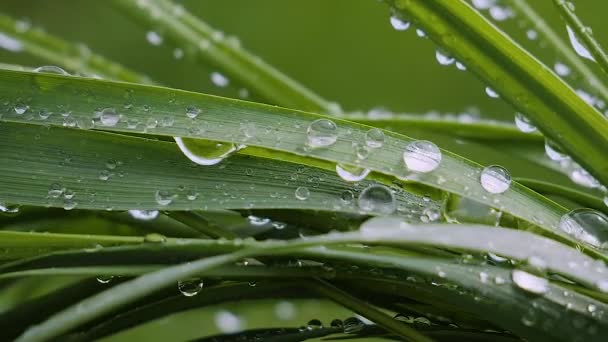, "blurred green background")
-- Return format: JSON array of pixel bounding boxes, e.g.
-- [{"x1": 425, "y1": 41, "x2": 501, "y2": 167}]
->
[{"x1": 1, "y1": 0, "x2": 607, "y2": 121}]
